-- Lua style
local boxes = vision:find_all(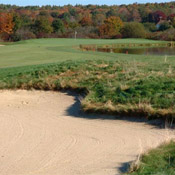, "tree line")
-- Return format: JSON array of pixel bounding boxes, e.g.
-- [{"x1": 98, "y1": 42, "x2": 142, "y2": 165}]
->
[{"x1": 1, "y1": 2, "x2": 175, "y2": 41}]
